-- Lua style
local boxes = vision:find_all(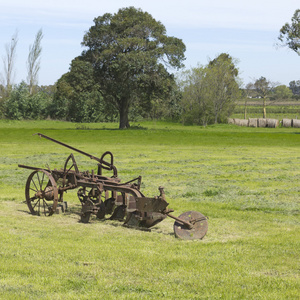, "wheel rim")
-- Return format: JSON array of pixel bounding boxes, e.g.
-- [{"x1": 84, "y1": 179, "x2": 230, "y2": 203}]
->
[
  {"x1": 25, "y1": 170, "x2": 58, "y2": 216},
  {"x1": 173, "y1": 211, "x2": 208, "y2": 240}
]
